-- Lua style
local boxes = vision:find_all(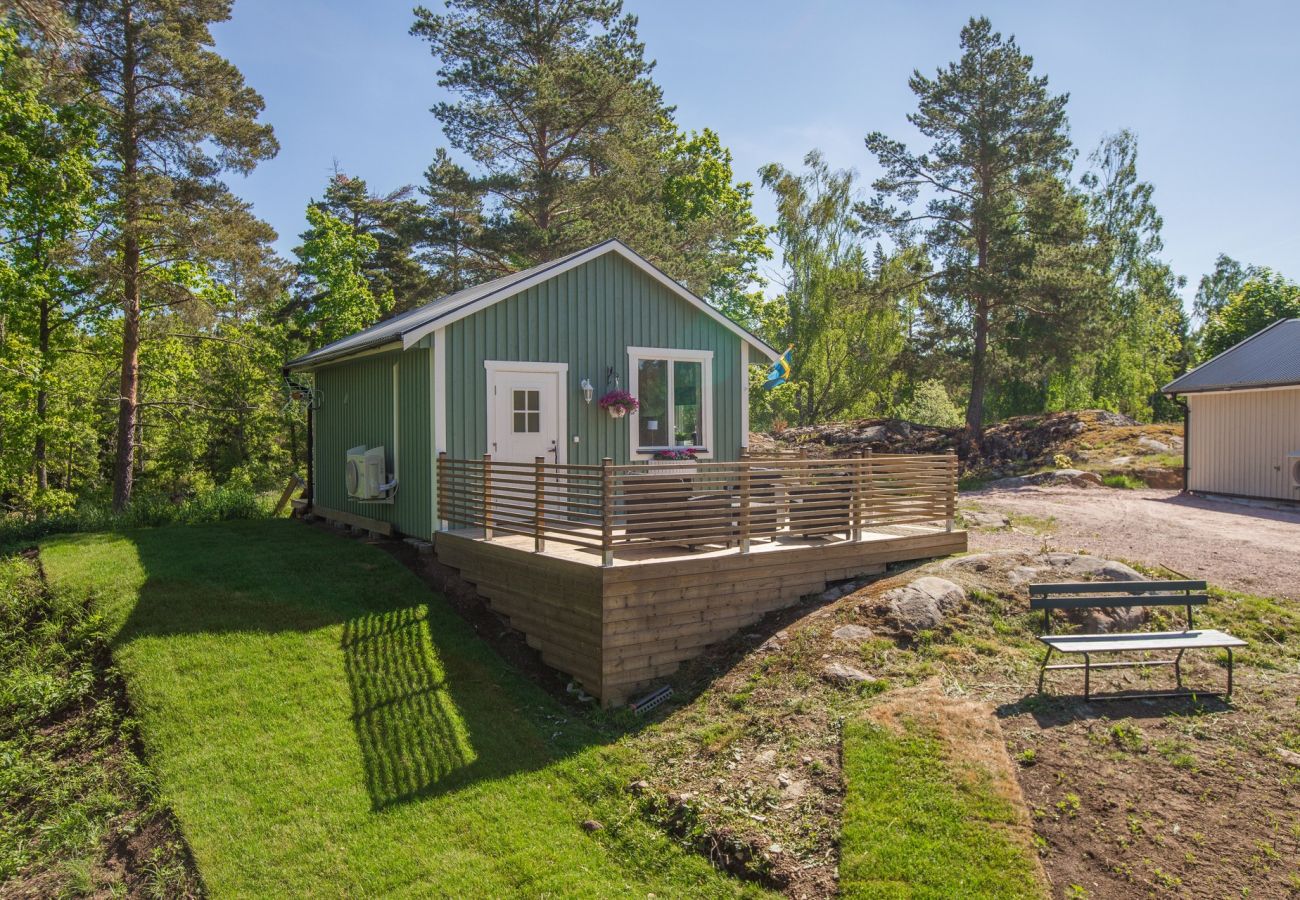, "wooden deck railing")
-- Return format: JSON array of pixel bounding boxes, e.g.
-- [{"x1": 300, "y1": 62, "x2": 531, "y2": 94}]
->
[{"x1": 437, "y1": 451, "x2": 958, "y2": 565}]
